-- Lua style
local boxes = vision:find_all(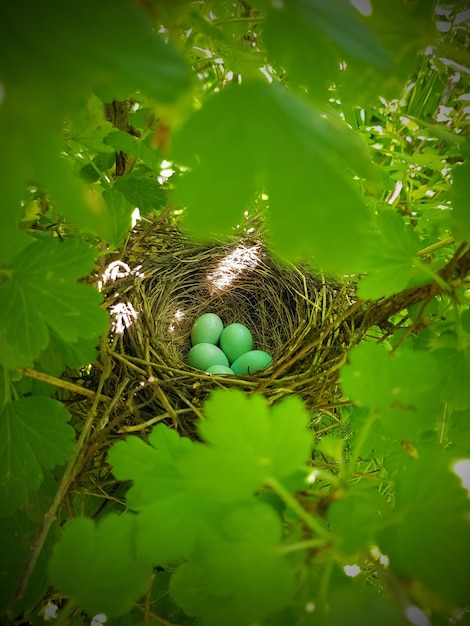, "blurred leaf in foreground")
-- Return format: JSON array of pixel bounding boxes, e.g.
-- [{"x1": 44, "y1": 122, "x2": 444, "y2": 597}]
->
[
  {"x1": 378, "y1": 454, "x2": 470, "y2": 606},
  {"x1": 262, "y1": 0, "x2": 390, "y2": 101},
  {"x1": 49, "y1": 514, "x2": 151, "y2": 618},
  {"x1": 0, "y1": 0, "x2": 190, "y2": 233},
  {"x1": 172, "y1": 81, "x2": 376, "y2": 273}
]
